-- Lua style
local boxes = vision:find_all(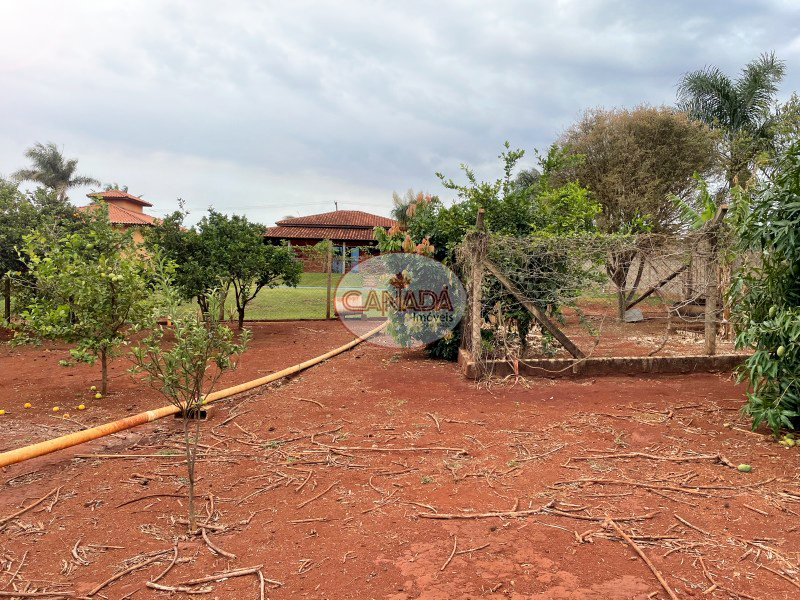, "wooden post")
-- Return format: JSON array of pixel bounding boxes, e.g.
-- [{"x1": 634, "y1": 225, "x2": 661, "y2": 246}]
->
[
  {"x1": 3, "y1": 276, "x2": 10, "y2": 324},
  {"x1": 485, "y1": 260, "x2": 585, "y2": 359},
  {"x1": 462, "y1": 209, "x2": 487, "y2": 363},
  {"x1": 325, "y1": 241, "x2": 333, "y2": 320},
  {"x1": 704, "y1": 204, "x2": 728, "y2": 355}
]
